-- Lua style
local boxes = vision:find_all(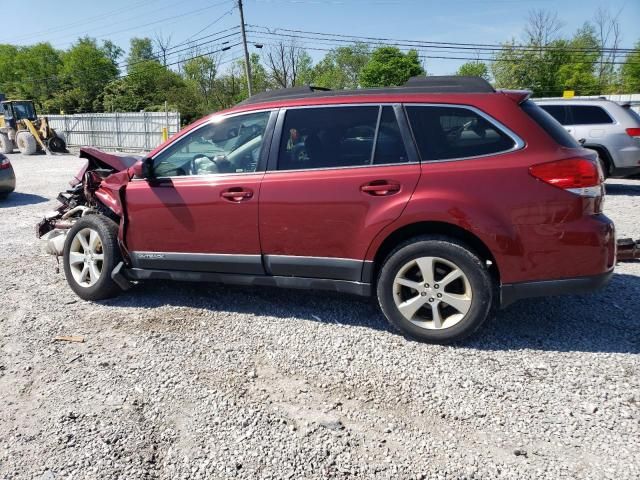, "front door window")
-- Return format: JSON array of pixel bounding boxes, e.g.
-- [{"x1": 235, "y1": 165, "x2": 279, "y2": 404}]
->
[{"x1": 152, "y1": 110, "x2": 271, "y2": 177}]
